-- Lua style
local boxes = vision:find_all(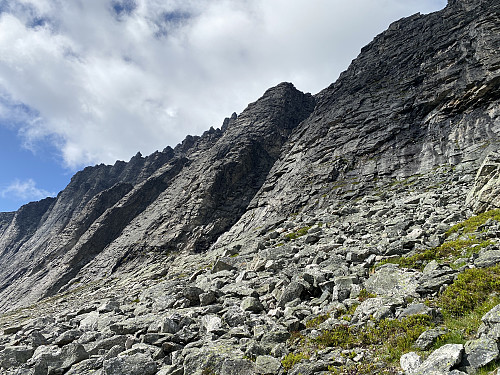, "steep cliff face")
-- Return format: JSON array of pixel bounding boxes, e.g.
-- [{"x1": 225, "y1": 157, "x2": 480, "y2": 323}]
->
[
  {"x1": 0, "y1": 149, "x2": 177, "y2": 310},
  {"x1": 0, "y1": 83, "x2": 314, "y2": 311},
  {"x1": 0, "y1": 0, "x2": 498, "y2": 314},
  {"x1": 2, "y1": 1, "x2": 500, "y2": 374},
  {"x1": 215, "y1": 0, "x2": 500, "y2": 248}
]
